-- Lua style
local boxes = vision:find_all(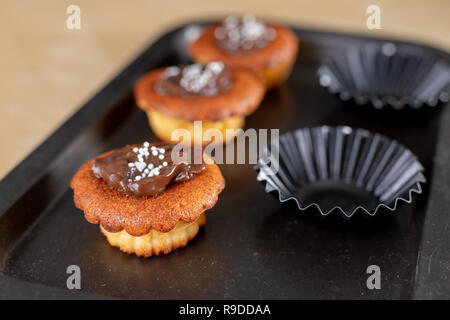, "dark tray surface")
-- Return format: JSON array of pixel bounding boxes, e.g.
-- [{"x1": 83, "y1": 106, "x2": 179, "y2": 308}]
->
[{"x1": 0, "y1": 22, "x2": 449, "y2": 299}]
